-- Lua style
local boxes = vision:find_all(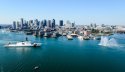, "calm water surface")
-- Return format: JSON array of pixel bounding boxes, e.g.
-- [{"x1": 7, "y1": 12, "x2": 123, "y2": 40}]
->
[{"x1": 0, "y1": 30, "x2": 125, "y2": 72}]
